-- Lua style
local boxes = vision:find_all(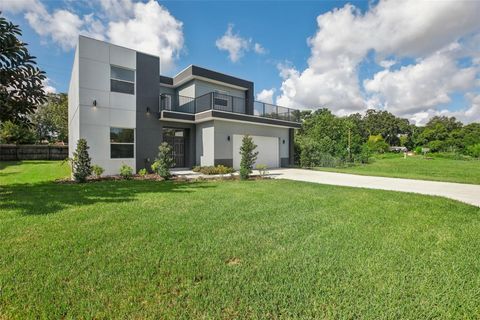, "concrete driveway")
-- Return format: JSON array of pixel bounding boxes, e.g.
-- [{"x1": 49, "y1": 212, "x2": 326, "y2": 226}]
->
[{"x1": 268, "y1": 168, "x2": 480, "y2": 207}]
